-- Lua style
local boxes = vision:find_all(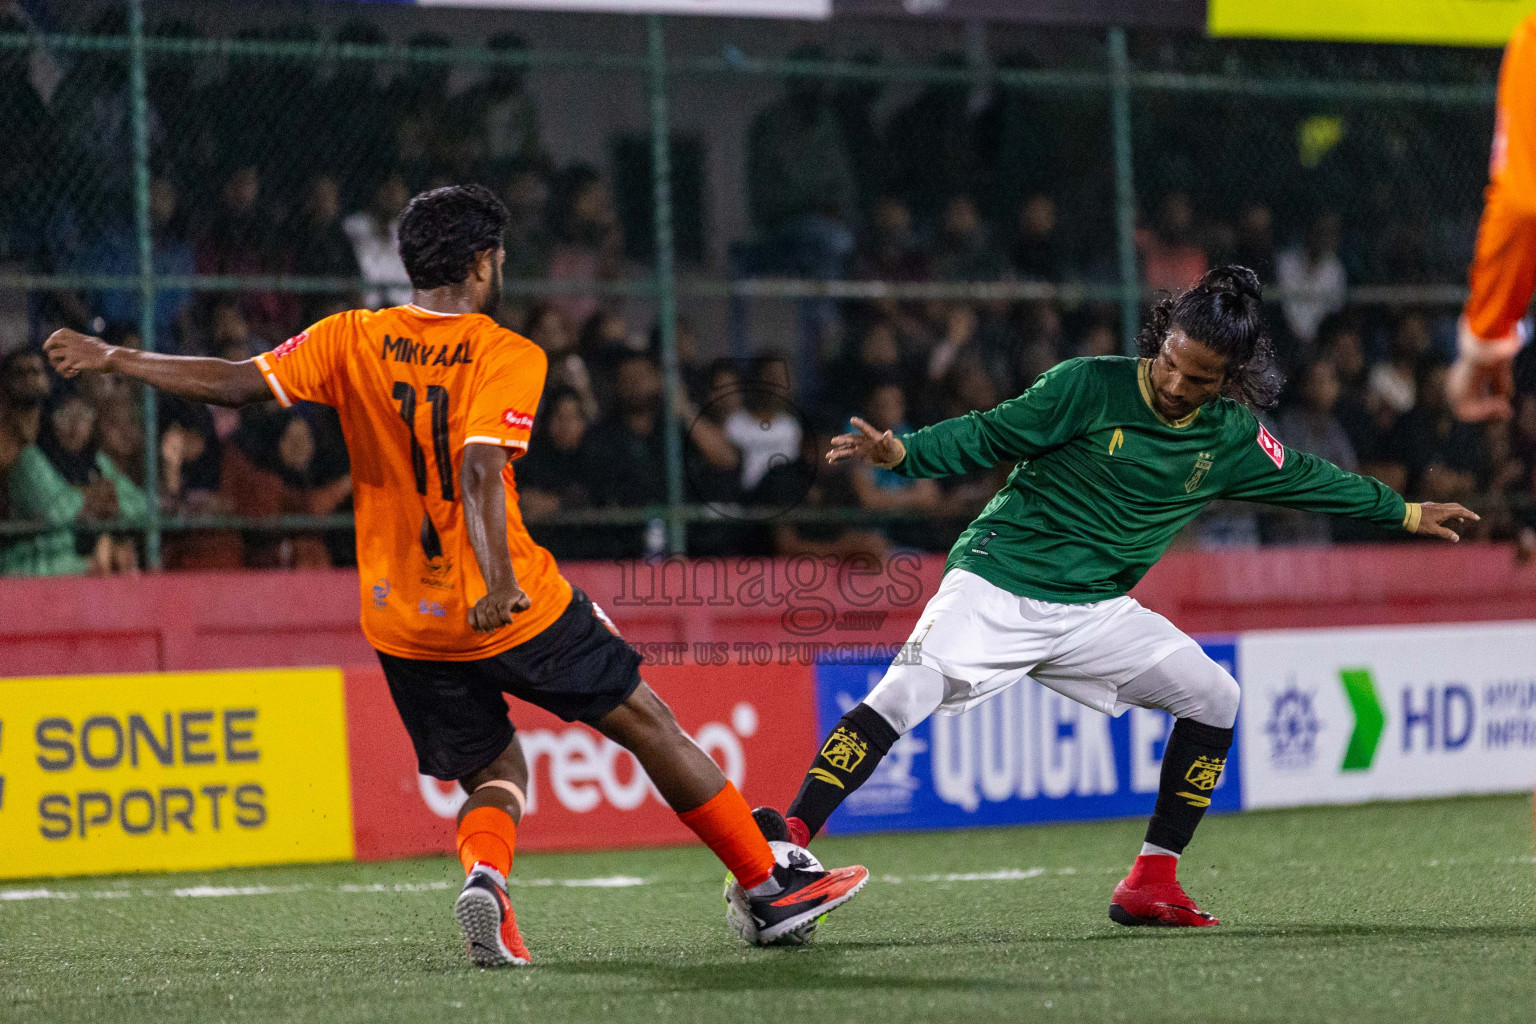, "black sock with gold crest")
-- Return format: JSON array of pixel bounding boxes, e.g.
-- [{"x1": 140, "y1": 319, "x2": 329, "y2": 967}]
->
[
  {"x1": 1144, "y1": 717, "x2": 1234, "y2": 854},
  {"x1": 786, "y1": 703, "x2": 900, "y2": 840}
]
